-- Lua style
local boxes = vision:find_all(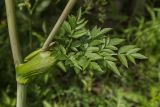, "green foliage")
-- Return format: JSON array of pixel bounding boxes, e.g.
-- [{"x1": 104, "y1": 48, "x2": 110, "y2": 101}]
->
[
  {"x1": 0, "y1": 92, "x2": 15, "y2": 107},
  {"x1": 15, "y1": 8, "x2": 146, "y2": 85},
  {"x1": 124, "y1": 6, "x2": 160, "y2": 73},
  {"x1": 53, "y1": 9, "x2": 146, "y2": 77},
  {"x1": 118, "y1": 6, "x2": 160, "y2": 107}
]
